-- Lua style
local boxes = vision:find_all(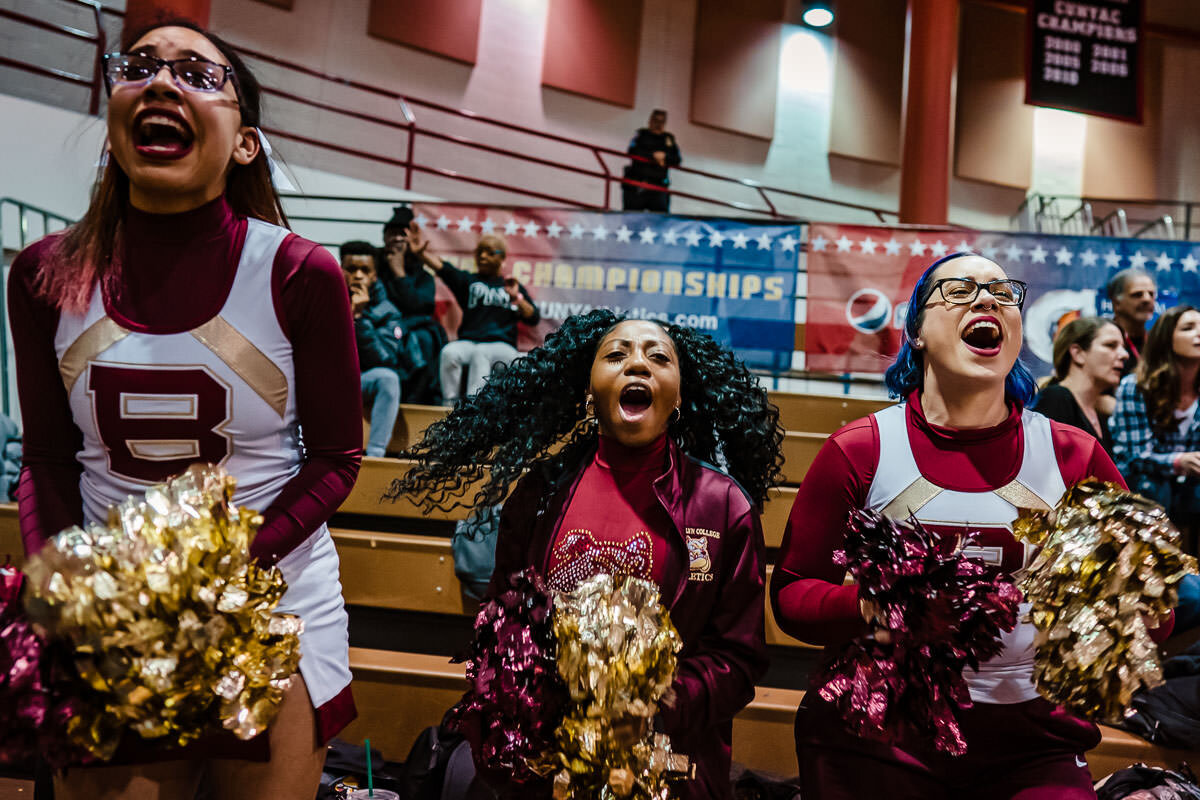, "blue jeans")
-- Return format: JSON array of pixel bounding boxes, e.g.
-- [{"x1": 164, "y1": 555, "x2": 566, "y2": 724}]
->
[
  {"x1": 1176, "y1": 573, "x2": 1200, "y2": 635},
  {"x1": 361, "y1": 367, "x2": 401, "y2": 457}
]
